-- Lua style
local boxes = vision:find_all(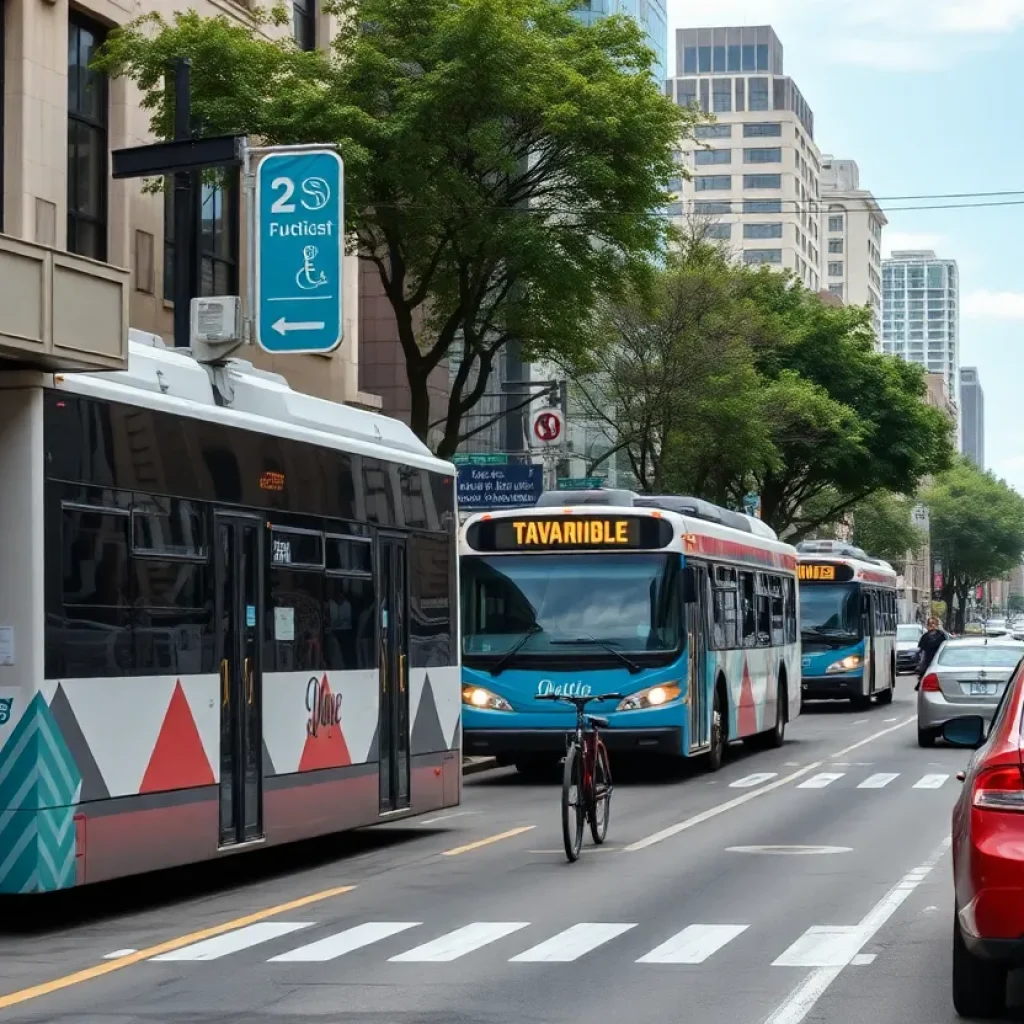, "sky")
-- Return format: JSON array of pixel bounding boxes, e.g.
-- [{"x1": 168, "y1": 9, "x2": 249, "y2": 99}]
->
[{"x1": 666, "y1": 0, "x2": 1024, "y2": 492}]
